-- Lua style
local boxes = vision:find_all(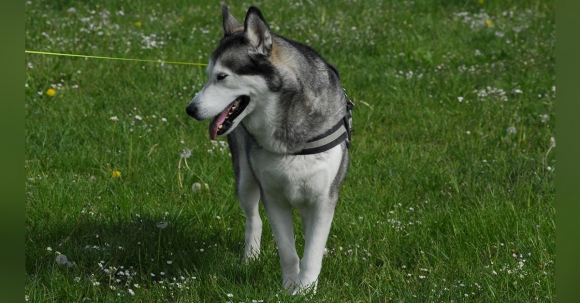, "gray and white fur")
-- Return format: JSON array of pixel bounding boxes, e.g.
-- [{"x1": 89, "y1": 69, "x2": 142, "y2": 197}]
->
[{"x1": 186, "y1": 5, "x2": 351, "y2": 294}]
